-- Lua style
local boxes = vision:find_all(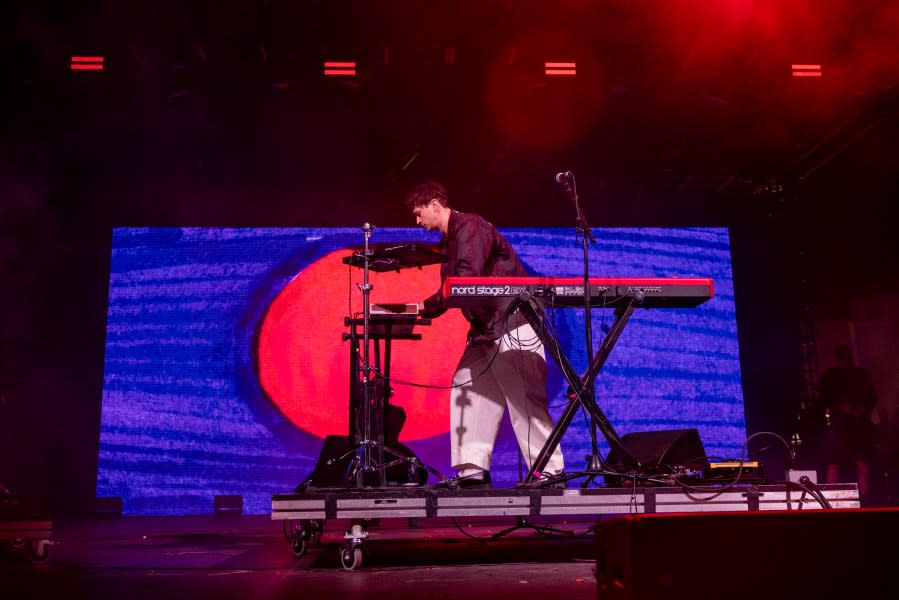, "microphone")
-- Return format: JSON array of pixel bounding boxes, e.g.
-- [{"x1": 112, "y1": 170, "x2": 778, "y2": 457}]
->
[
  {"x1": 361, "y1": 222, "x2": 375, "y2": 233},
  {"x1": 554, "y1": 171, "x2": 572, "y2": 184}
]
